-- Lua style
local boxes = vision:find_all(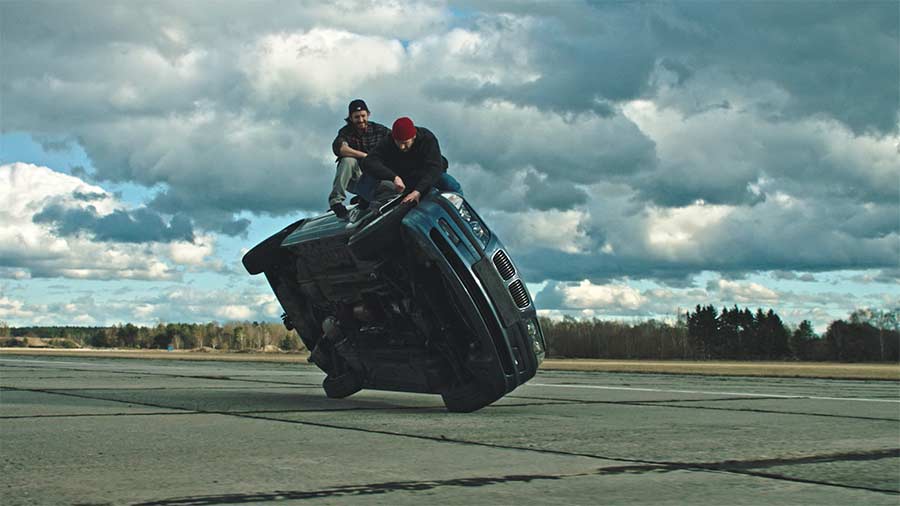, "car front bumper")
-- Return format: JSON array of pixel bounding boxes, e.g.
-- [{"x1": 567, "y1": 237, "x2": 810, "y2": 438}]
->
[{"x1": 401, "y1": 195, "x2": 543, "y2": 395}]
